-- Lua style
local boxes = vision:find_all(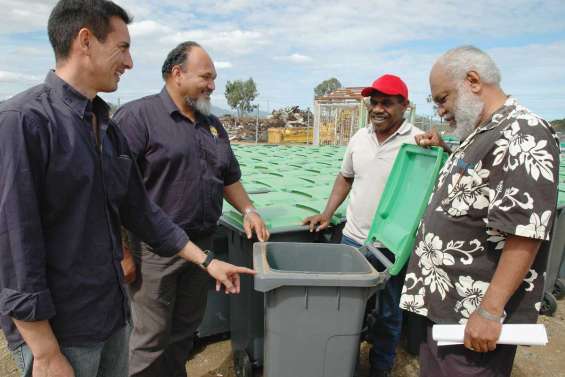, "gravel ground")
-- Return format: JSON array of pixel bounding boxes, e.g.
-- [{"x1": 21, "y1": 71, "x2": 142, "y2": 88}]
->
[{"x1": 2, "y1": 303, "x2": 564, "y2": 377}]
